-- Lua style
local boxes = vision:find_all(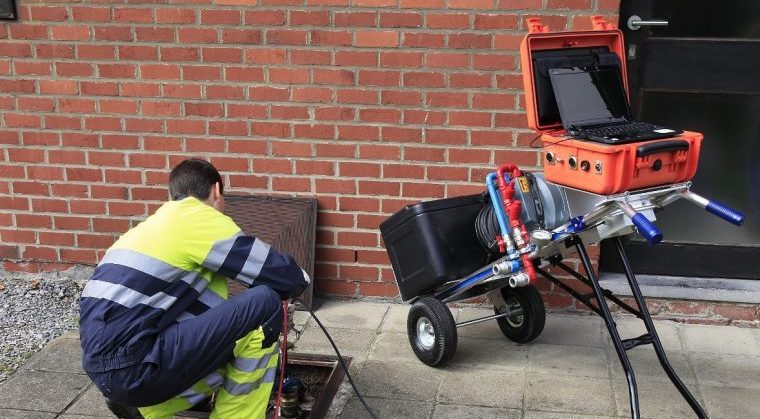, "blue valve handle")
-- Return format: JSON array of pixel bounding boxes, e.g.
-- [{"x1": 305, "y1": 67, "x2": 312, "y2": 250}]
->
[
  {"x1": 631, "y1": 213, "x2": 663, "y2": 245},
  {"x1": 705, "y1": 200, "x2": 745, "y2": 226}
]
